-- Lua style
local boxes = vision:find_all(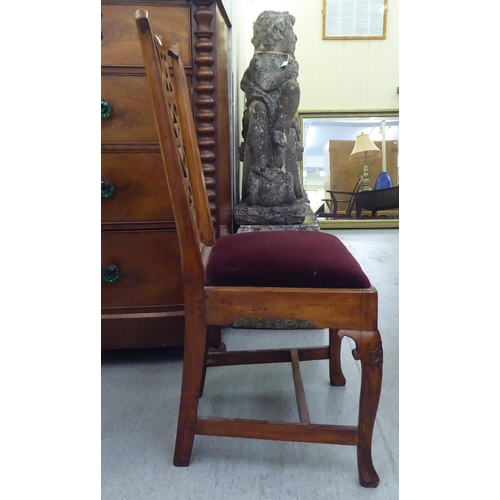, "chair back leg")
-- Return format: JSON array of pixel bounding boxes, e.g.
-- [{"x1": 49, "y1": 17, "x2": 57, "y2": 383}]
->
[
  {"x1": 328, "y1": 329, "x2": 346, "y2": 386},
  {"x1": 173, "y1": 292, "x2": 209, "y2": 466}
]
